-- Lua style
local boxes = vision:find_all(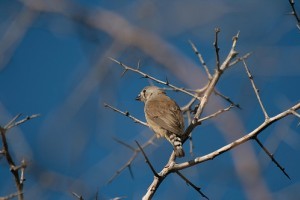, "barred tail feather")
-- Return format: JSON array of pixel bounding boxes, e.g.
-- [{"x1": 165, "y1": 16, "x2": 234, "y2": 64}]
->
[{"x1": 169, "y1": 134, "x2": 185, "y2": 157}]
